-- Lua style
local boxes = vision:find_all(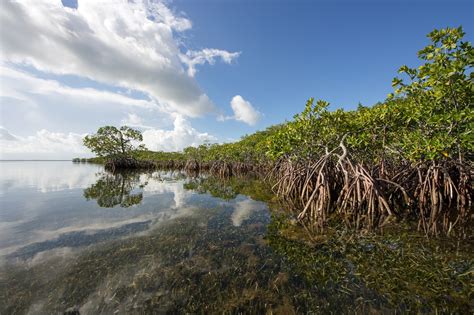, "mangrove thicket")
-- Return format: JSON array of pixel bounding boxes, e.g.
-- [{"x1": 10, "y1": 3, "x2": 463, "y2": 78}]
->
[{"x1": 82, "y1": 27, "x2": 473, "y2": 238}]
